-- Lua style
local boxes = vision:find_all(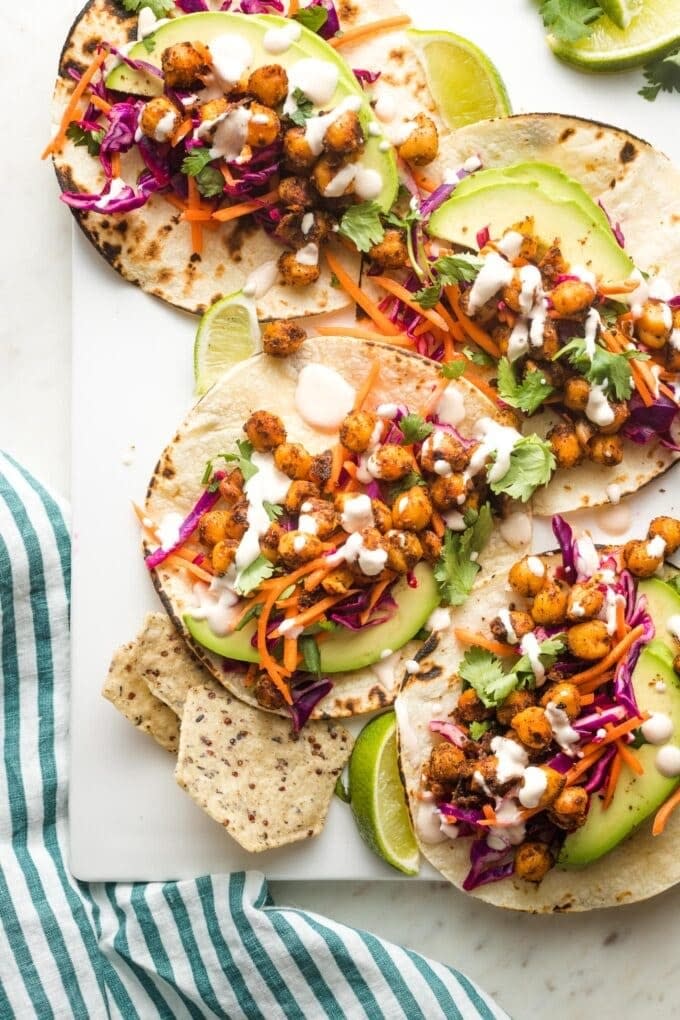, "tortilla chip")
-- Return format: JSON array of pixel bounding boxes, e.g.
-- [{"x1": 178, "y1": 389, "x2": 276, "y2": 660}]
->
[
  {"x1": 102, "y1": 614, "x2": 183, "y2": 752},
  {"x1": 175, "y1": 684, "x2": 354, "y2": 852},
  {"x1": 136, "y1": 612, "x2": 212, "y2": 715}
]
